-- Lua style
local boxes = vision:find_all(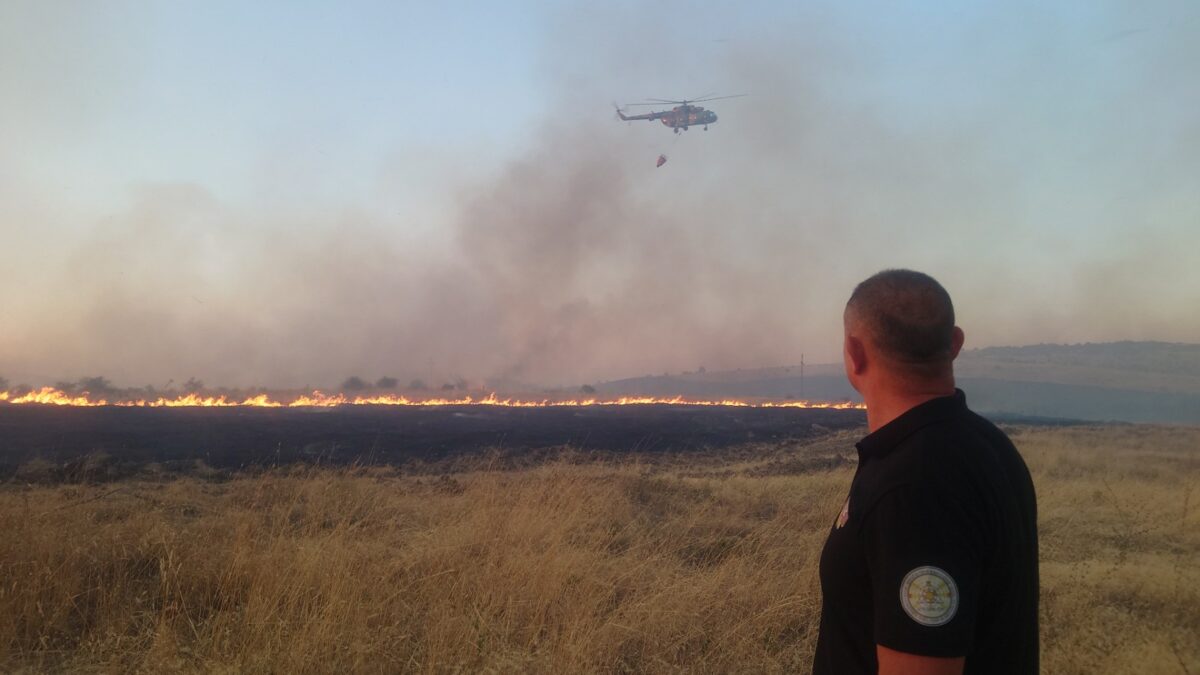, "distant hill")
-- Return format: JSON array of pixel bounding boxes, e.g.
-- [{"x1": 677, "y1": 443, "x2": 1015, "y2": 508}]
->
[
  {"x1": 956, "y1": 342, "x2": 1200, "y2": 395},
  {"x1": 594, "y1": 342, "x2": 1200, "y2": 424}
]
